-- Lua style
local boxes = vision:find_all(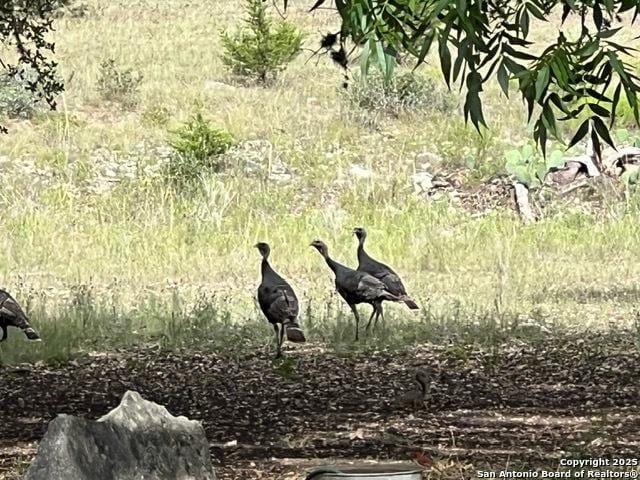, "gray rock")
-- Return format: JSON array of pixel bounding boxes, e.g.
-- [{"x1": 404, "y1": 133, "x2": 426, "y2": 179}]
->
[
  {"x1": 411, "y1": 171, "x2": 434, "y2": 195},
  {"x1": 223, "y1": 140, "x2": 295, "y2": 182},
  {"x1": 202, "y1": 80, "x2": 237, "y2": 94},
  {"x1": 349, "y1": 164, "x2": 375, "y2": 179},
  {"x1": 268, "y1": 161, "x2": 293, "y2": 183},
  {"x1": 415, "y1": 151, "x2": 443, "y2": 171},
  {"x1": 24, "y1": 390, "x2": 215, "y2": 480}
]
